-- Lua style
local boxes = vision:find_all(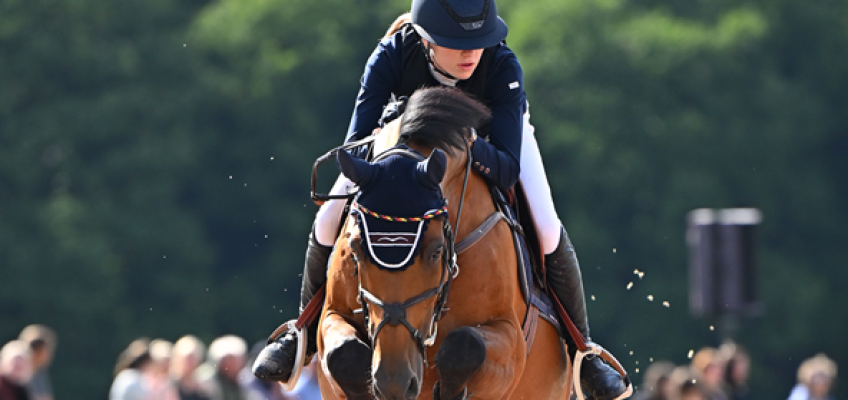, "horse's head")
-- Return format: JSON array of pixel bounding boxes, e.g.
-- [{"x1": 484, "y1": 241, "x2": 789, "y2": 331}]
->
[
  {"x1": 337, "y1": 147, "x2": 453, "y2": 400},
  {"x1": 333, "y1": 87, "x2": 490, "y2": 399}
]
